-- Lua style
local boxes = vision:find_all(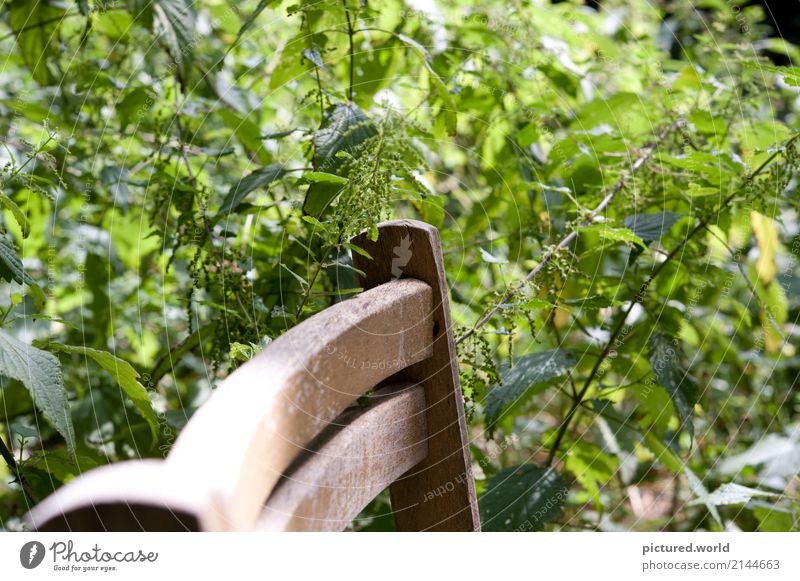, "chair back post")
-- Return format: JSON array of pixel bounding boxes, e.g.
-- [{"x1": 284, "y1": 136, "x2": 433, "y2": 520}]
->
[{"x1": 352, "y1": 220, "x2": 480, "y2": 531}]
